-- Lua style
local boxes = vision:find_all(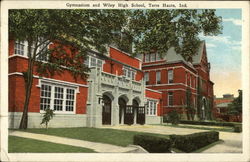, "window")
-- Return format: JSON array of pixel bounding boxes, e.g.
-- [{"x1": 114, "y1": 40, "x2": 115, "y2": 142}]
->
[
  {"x1": 168, "y1": 69, "x2": 173, "y2": 83},
  {"x1": 146, "y1": 100, "x2": 157, "y2": 115},
  {"x1": 156, "y1": 53, "x2": 162, "y2": 61},
  {"x1": 145, "y1": 72, "x2": 149, "y2": 85},
  {"x1": 145, "y1": 54, "x2": 150, "y2": 62},
  {"x1": 14, "y1": 41, "x2": 25, "y2": 55},
  {"x1": 156, "y1": 71, "x2": 161, "y2": 84},
  {"x1": 150, "y1": 54, "x2": 156, "y2": 62},
  {"x1": 84, "y1": 56, "x2": 103, "y2": 69},
  {"x1": 40, "y1": 82, "x2": 76, "y2": 113},
  {"x1": 123, "y1": 67, "x2": 136, "y2": 80},
  {"x1": 168, "y1": 92, "x2": 173, "y2": 106}
]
